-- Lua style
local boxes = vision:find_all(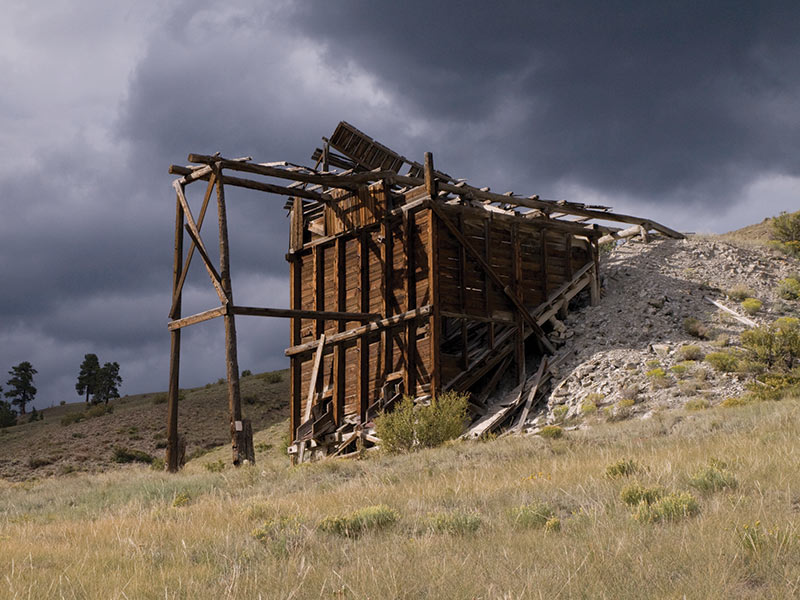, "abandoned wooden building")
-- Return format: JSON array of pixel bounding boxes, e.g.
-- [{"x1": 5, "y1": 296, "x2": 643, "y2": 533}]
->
[{"x1": 166, "y1": 122, "x2": 684, "y2": 469}]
